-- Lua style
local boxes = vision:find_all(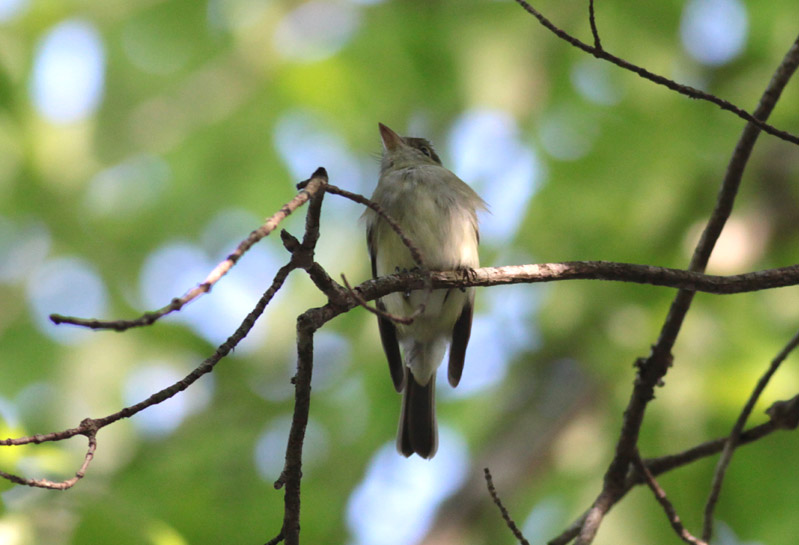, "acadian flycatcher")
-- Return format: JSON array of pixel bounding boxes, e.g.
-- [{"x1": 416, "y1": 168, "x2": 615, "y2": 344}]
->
[{"x1": 363, "y1": 123, "x2": 486, "y2": 458}]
